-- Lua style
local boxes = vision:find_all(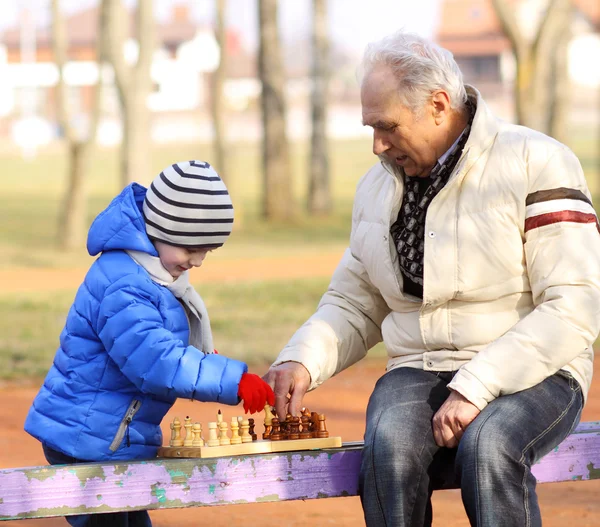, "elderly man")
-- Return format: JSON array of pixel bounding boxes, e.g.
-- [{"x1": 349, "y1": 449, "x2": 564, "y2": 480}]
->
[{"x1": 264, "y1": 31, "x2": 600, "y2": 526}]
